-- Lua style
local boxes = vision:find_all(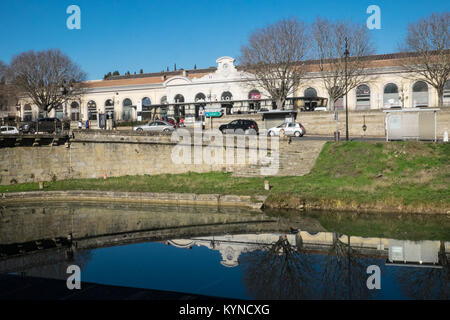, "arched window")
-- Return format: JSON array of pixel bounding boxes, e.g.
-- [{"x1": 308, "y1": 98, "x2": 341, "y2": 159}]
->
[
  {"x1": 304, "y1": 87, "x2": 317, "y2": 98},
  {"x1": 105, "y1": 99, "x2": 114, "y2": 107},
  {"x1": 142, "y1": 97, "x2": 151, "y2": 107},
  {"x1": 412, "y1": 81, "x2": 428, "y2": 107},
  {"x1": 70, "y1": 101, "x2": 80, "y2": 121},
  {"x1": 87, "y1": 100, "x2": 97, "y2": 120},
  {"x1": 195, "y1": 93, "x2": 206, "y2": 102},
  {"x1": 194, "y1": 93, "x2": 206, "y2": 121},
  {"x1": 159, "y1": 96, "x2": 168, "y2": 118},
  {"x1": 104, "y1": 99, "x2": 115, "y2": 120},
  {"x1": 249, "y1": 89, "x2": 261, "y2": 100},
  {"x1": 444, "y1": 80, "x2": 450, "y2": 107},
  {"x1": 221, "y1": 91, "x2": 233, "y2": 114},
  {"x1": 174, "y1": 94, "x2": 185, "y2": 120},
  {"x1": 221, "y1": 91, "x2": 232, "y2": 101},
  {"x1": 122, "y1": 98, "x2": 133, "y2": 121},
  {"x1": 356, "y1": 84, "x2": 371, "y2": 110},
  {"x1": 248, "y1": 90, "x2": 261, "y2": 112},
  {"x1": 383, "y1": 83, "x2": 400, "y2": 108},
  {"x1": 23, "y1": 104, "x2": 32, "y2": 121},
  {"x1": 174, "y1": 94, "x2": 184, "y2": 103}
]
